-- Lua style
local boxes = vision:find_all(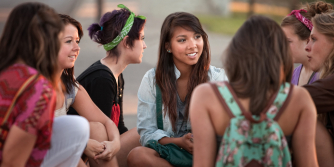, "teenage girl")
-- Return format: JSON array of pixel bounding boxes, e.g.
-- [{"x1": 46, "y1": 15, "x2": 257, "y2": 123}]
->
[
  {"x1": 281, "y1": 1, "x2": 332, "y2": 86},
  {"x1": 127, "y1": 12, "x2": 228, "y2": 167},
  {"x1": 190, "y1": 16, "x2": 318, "y2": 167}
]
